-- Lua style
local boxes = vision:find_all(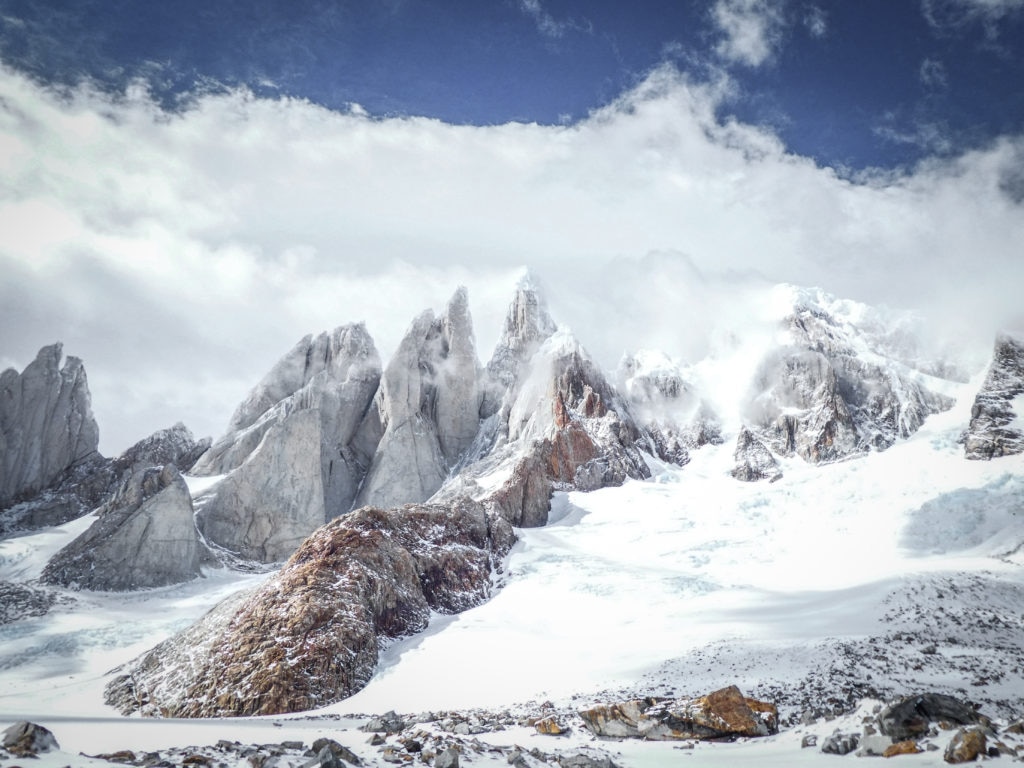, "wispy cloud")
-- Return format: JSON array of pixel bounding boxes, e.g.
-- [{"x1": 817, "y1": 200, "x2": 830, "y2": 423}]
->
[
  {"x1": 517, "y1": 0, "x2": 588, "y2": 39},
  {"x1": 874, "y1": 119, "x2": 954, "y2": 154},
  {"x1": 803, "y1": 4, "x2": 828, "y2": 37},
  {"x1": 711, "y1": 0, "x2": 787, "y2": 67},
  {"x1": 919, "y1": 56, "x2": 949, "y2": 87},
  {"x1": 922, "y1": 0, "x2": 1024, "y2": 35},
  {"x1": 1, "y1": 63, "x2": 1022, "y2": 453}
]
